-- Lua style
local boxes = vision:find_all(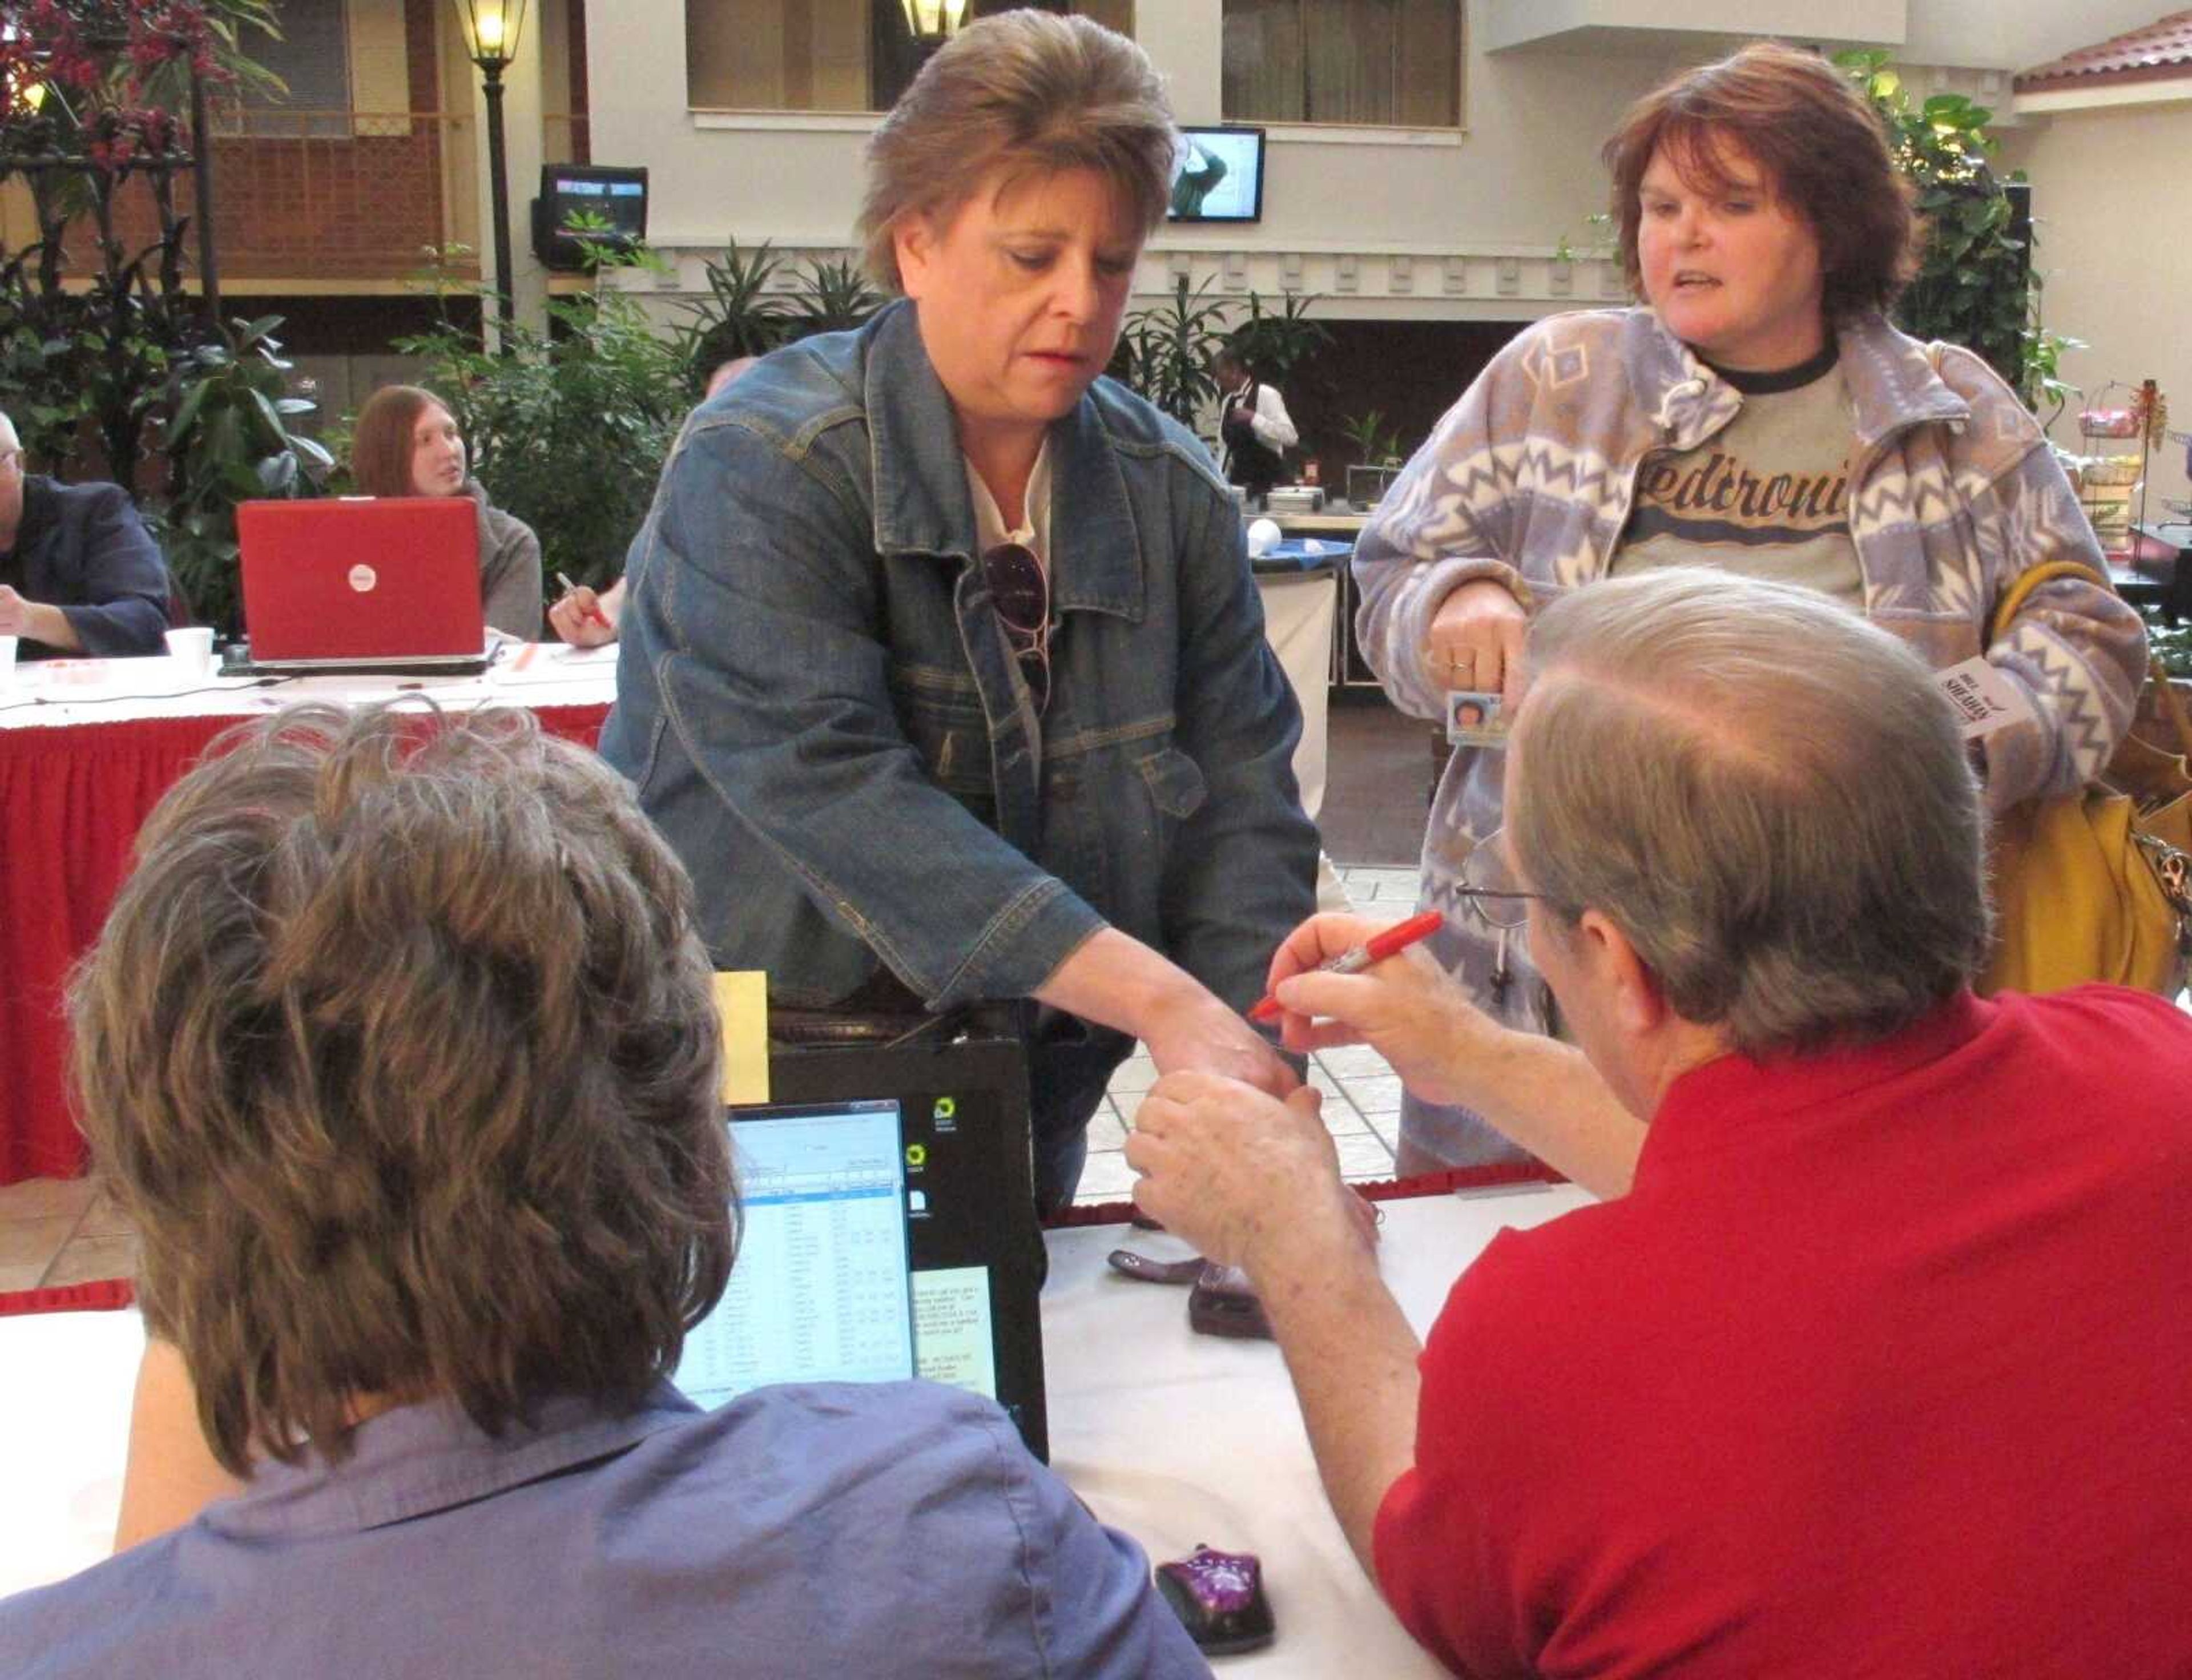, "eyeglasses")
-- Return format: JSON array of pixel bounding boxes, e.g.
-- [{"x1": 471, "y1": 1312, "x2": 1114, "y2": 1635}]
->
[
  {"x1": 1457, "y1": 835, "x2": 1543, "y2": 930},
  {"x1": 982, "y1": 540, "x2": 1050, "y2": 718}
]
